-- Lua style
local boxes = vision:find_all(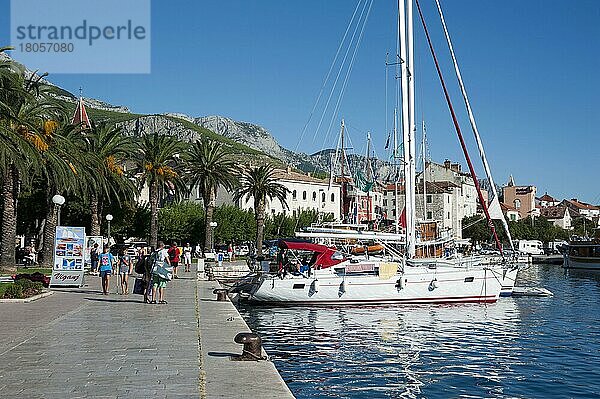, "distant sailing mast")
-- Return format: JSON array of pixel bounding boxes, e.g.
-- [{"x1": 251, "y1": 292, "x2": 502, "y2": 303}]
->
[{"x1": 330, "y1": 119, "x2": 352, "y2": 222}]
